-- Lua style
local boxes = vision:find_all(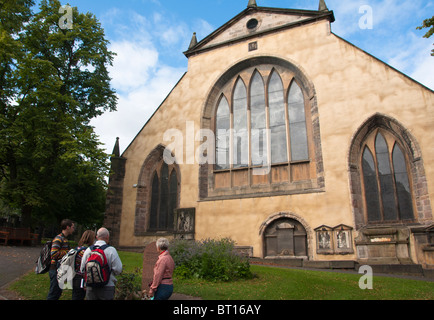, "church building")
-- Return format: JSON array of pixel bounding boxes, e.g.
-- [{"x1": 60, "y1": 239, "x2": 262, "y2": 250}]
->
[{"x1": 104, "y1": 1, "x2": 434, "y2": 271}]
